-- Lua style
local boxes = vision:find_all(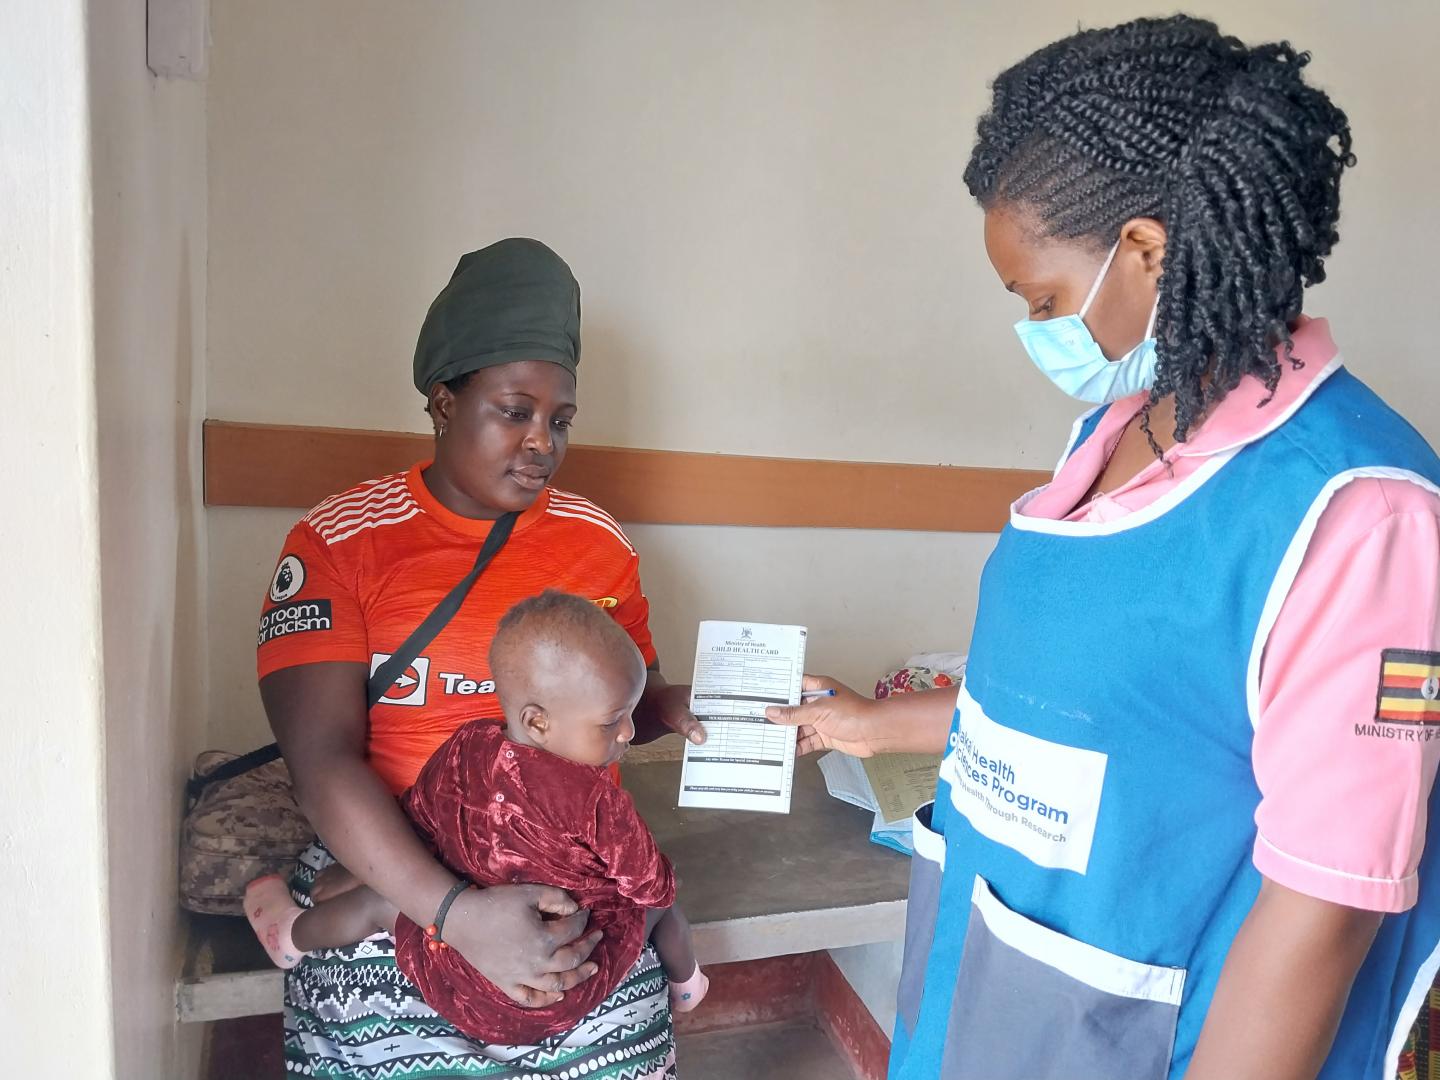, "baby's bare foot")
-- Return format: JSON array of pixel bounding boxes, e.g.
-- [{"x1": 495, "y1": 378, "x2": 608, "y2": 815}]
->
[
  {"x1": 245, "y1": 875, "x2": 307, "y2": 969},
  {"x1": 669, "y1": 965, "x2": 709, "y2": 1013}
]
